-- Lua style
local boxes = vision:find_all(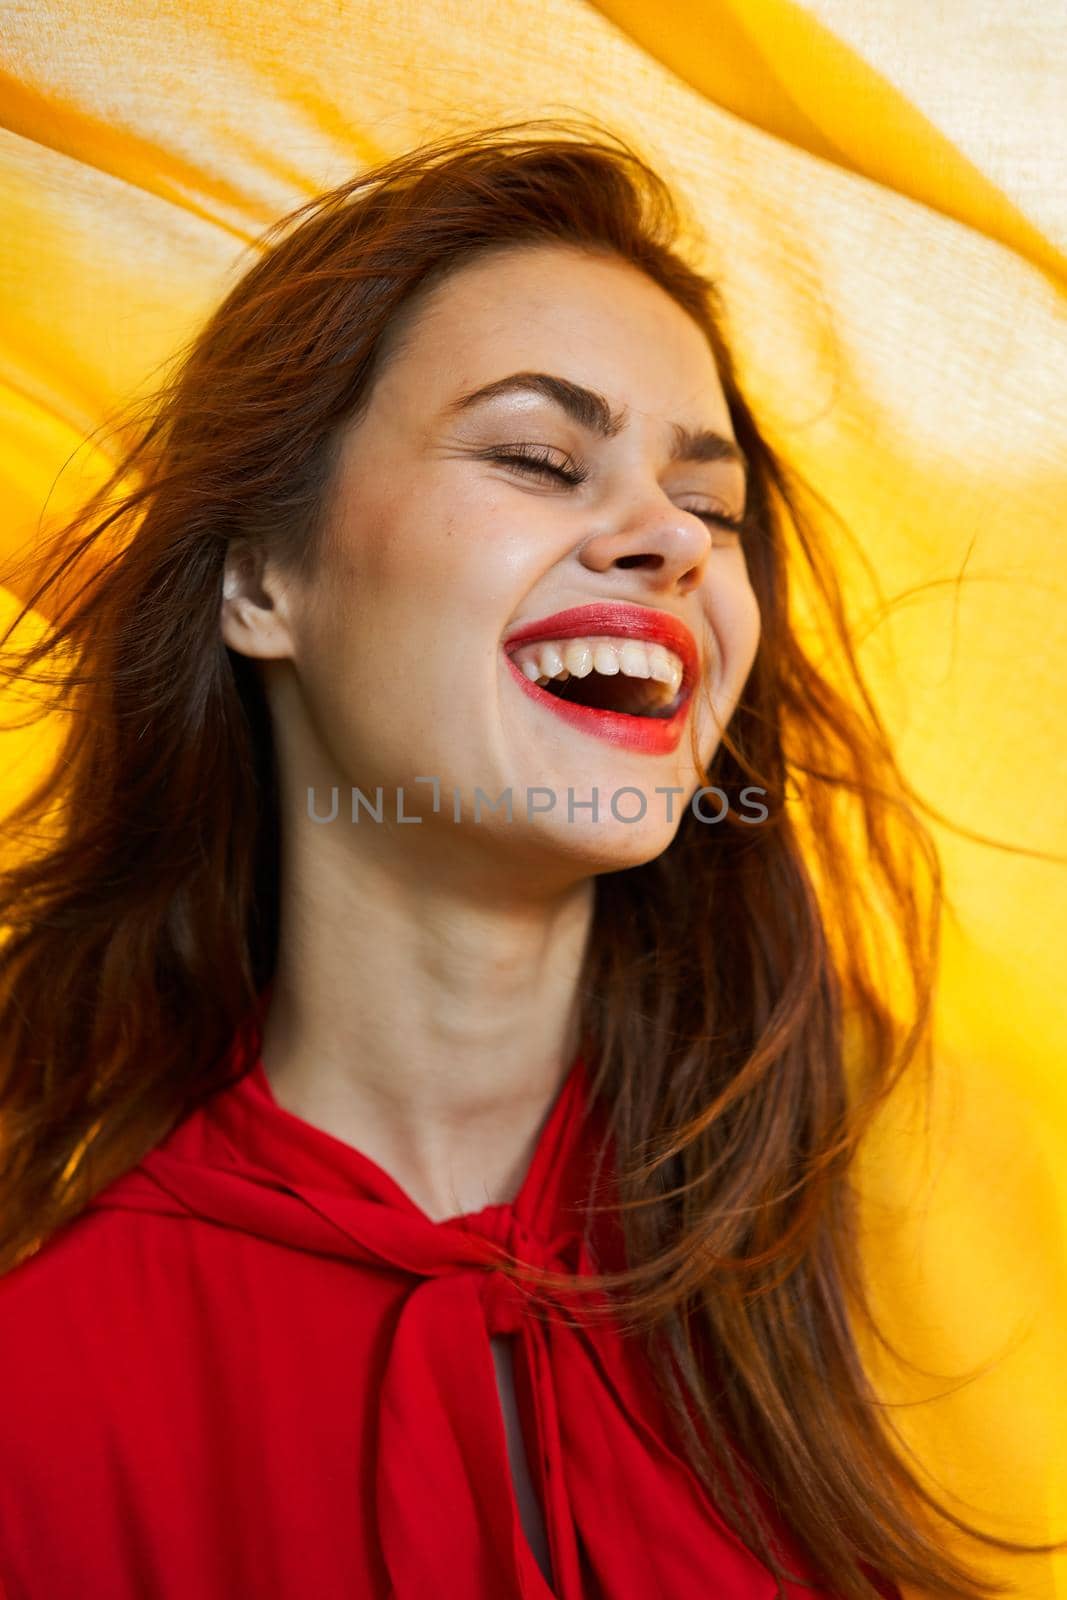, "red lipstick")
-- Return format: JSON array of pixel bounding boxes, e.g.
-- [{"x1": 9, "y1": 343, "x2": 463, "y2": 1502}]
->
[{"x1": 502, "y1": 602, "x2": 699, "y2": 756}]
